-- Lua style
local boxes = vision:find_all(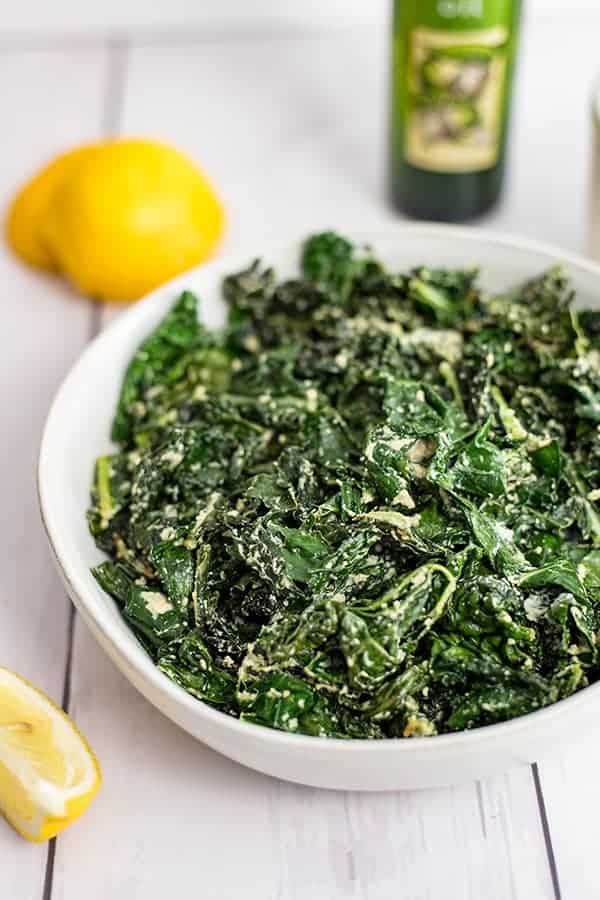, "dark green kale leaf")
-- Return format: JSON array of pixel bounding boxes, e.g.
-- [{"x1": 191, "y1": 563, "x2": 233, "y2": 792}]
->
[
  {"x1": 89, "y1": 234, "x2": 600, "y2": 739},
  {"x1": 301, "y1": 231, "x2": 361, "y2": 300},
  {"x1": 158, "y1": 633, "x2": 236, "y2": 707},
  {"x1": 112, "y1": 291, "x2": 215, "y2": 444}
]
